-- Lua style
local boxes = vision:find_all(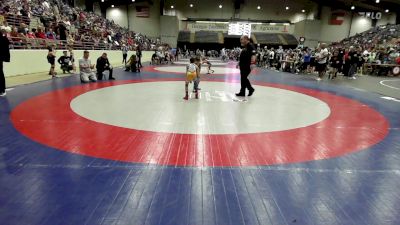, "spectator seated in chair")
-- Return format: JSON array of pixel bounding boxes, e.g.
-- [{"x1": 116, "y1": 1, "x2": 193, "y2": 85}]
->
[
  {"x1": 150, "y1": 51, "x2": 160, "y2": 65},
  {"x1": 96, "y1": 53, "x2": 115, "y2": 80},
  {"x1": 57, "y1": 51, "x2": 73, "y2": 73}
]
